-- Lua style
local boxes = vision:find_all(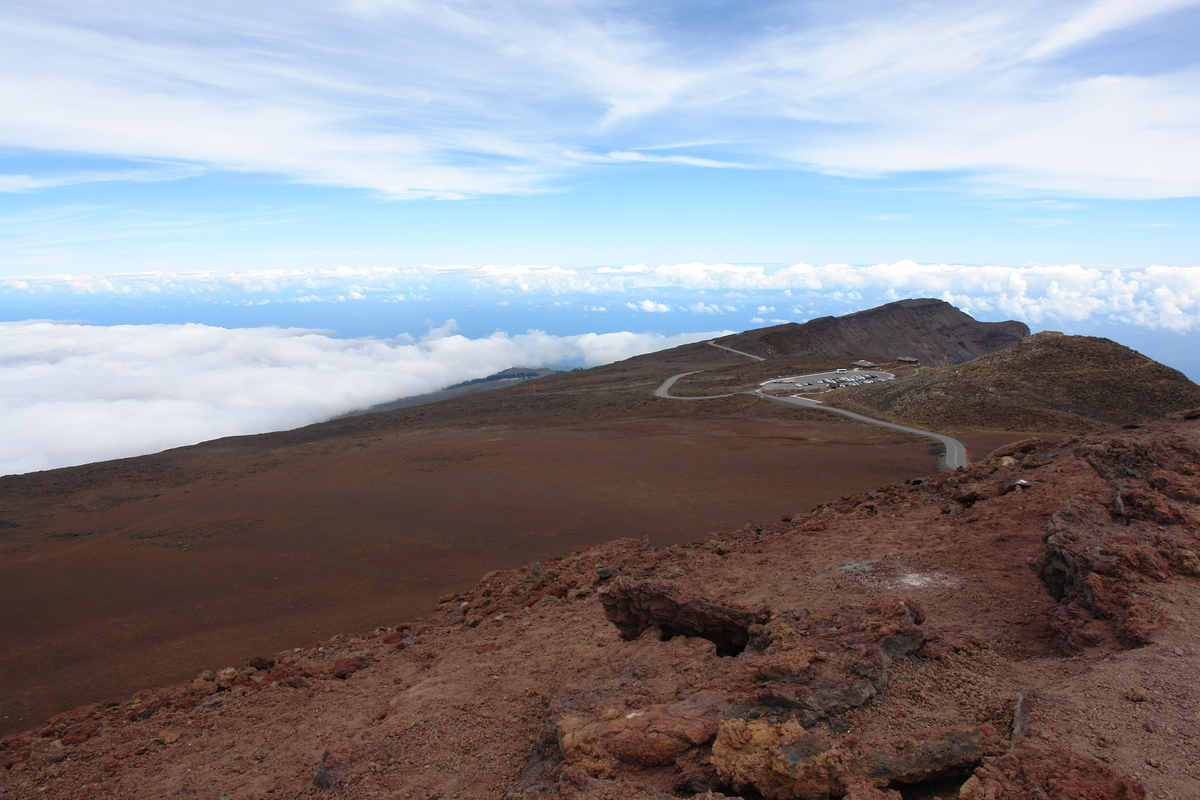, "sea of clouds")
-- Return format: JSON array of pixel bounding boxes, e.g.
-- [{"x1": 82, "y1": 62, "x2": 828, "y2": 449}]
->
[
  {"x1": 0, "y1": 321, "x2": 726, "y2": 476},
  {"x1": 4, "y1": 261, "x2": 1197, "y2": 332},
  {"x1": 3, "y1": 260, "x2": 1198, "y2": 477}
]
